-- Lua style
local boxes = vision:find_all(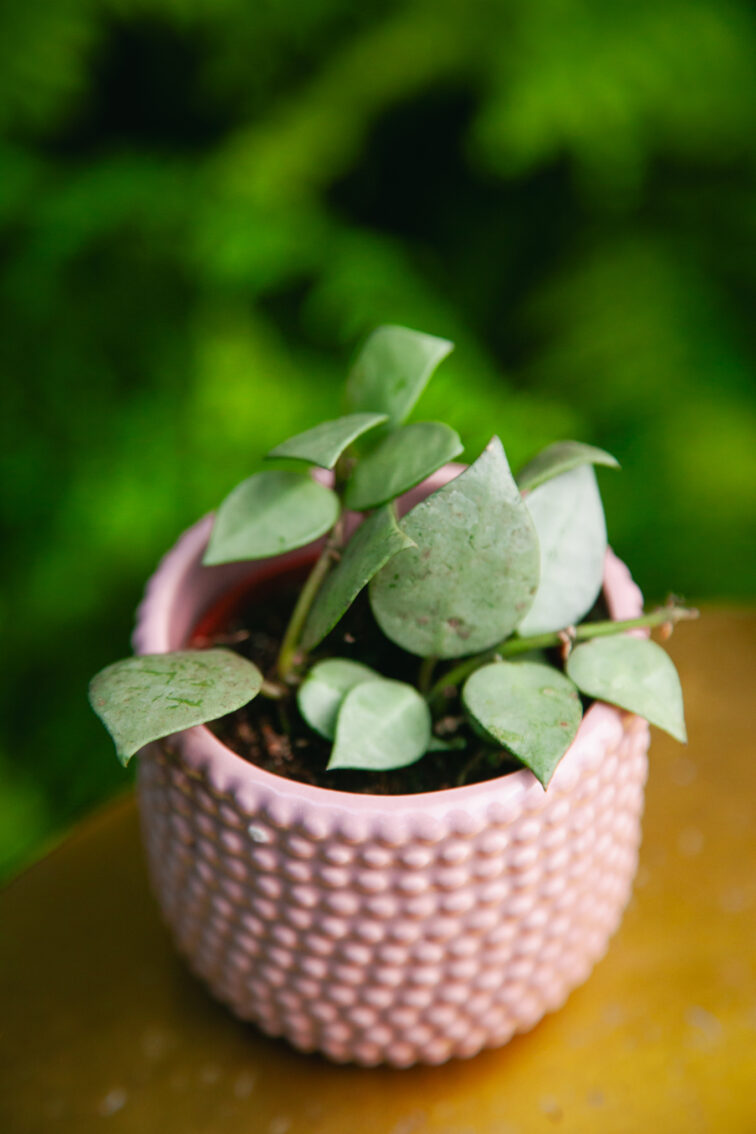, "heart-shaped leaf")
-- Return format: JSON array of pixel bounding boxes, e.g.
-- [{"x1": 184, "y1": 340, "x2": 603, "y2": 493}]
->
[
  {"x1": 328, "y1": 679, "x2": 431, "y2": 772},
  {"x1": 302, "y1": 505, "x2": 415, "y2": 650},
  {"x1": 88, "y1": 649, "x2": 263, "y2": 765},
  {"x1": 369, "y1": 437, "x2": 540, "y2": 658},
  {"x1": 462, "y1": 661, "x2": 583, "y2": 787},
  {"x1": 203, "y1": 470, "x2": 339, "y2": 564},
  {"x1": 346, "y1": 325, "x2": 454, "y2": 427},
  {"x1": 566, "y1": 636, "x2": 687, "y2": 742},
  {"x1": 517, "y1": 465, "x2": 607, "y2": 636},
  {"x1": 343, "y1": 422, "x2": 463, "y2": 511},
  {"x1": 517, "y1": 440, "x2": 619, "y2": 493},
  {"x1": 297, "y1": 658, "x2": 379, "y2": 739},
  {"x1": 266, "y1": 412, "x2": 388, "y2": 469}
]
